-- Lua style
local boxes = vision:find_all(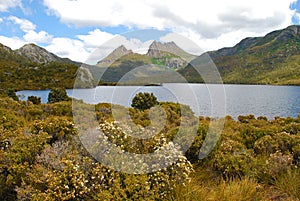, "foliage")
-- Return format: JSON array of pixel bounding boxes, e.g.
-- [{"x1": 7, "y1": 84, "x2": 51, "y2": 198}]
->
[
  {"x1": 131, "y1": 92, "x2": 159, "y2": 110},
  {"x1": 0, "y1": 97, "x2": 300, "y2": 200},
  {"x1": 27, "y1": 96, "x2": 41, "y2": 104},
  {"x1": 179, "y1": 26, "x2": 300, "y2": 85},
  {"x1": 48, "y1": 88, "x2": 70, "y2": 103},
  {"x1": 212, "y1": 139, "x2": 253, "y2": 179},
  {"x1": 0, "y1": 60, "x2": 78, "y2": 91},
  {"x1": 7, "y1": 89, "x2": 19, "y2": 101}
]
